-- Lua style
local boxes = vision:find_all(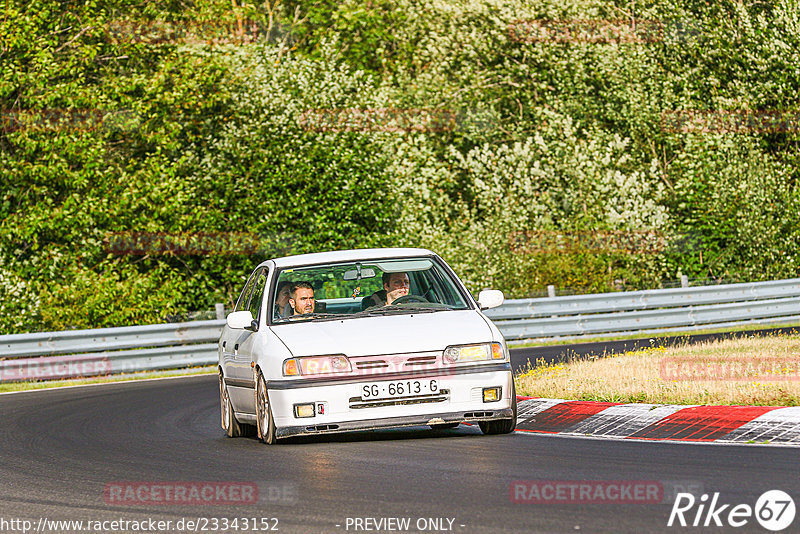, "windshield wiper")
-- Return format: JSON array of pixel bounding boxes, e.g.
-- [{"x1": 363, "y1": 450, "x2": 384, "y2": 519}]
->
[
  {"x1": 363, "y1": 305, "x2": 450, "y2": 316},
  {"x1": 274, "y1": 312, "x2": 352, "y2": 323}
]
